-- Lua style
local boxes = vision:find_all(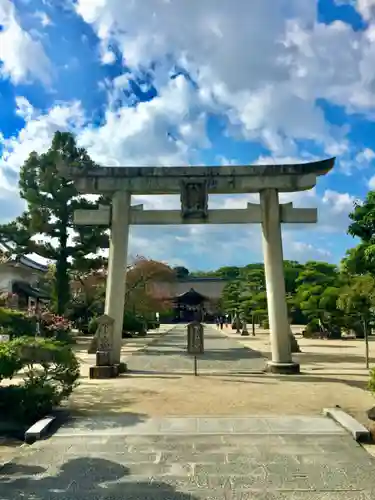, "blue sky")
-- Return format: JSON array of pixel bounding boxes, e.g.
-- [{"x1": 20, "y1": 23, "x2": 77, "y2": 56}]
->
[{"x1": 0, "y1": 0, "x2": 374, "y2": 270}]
